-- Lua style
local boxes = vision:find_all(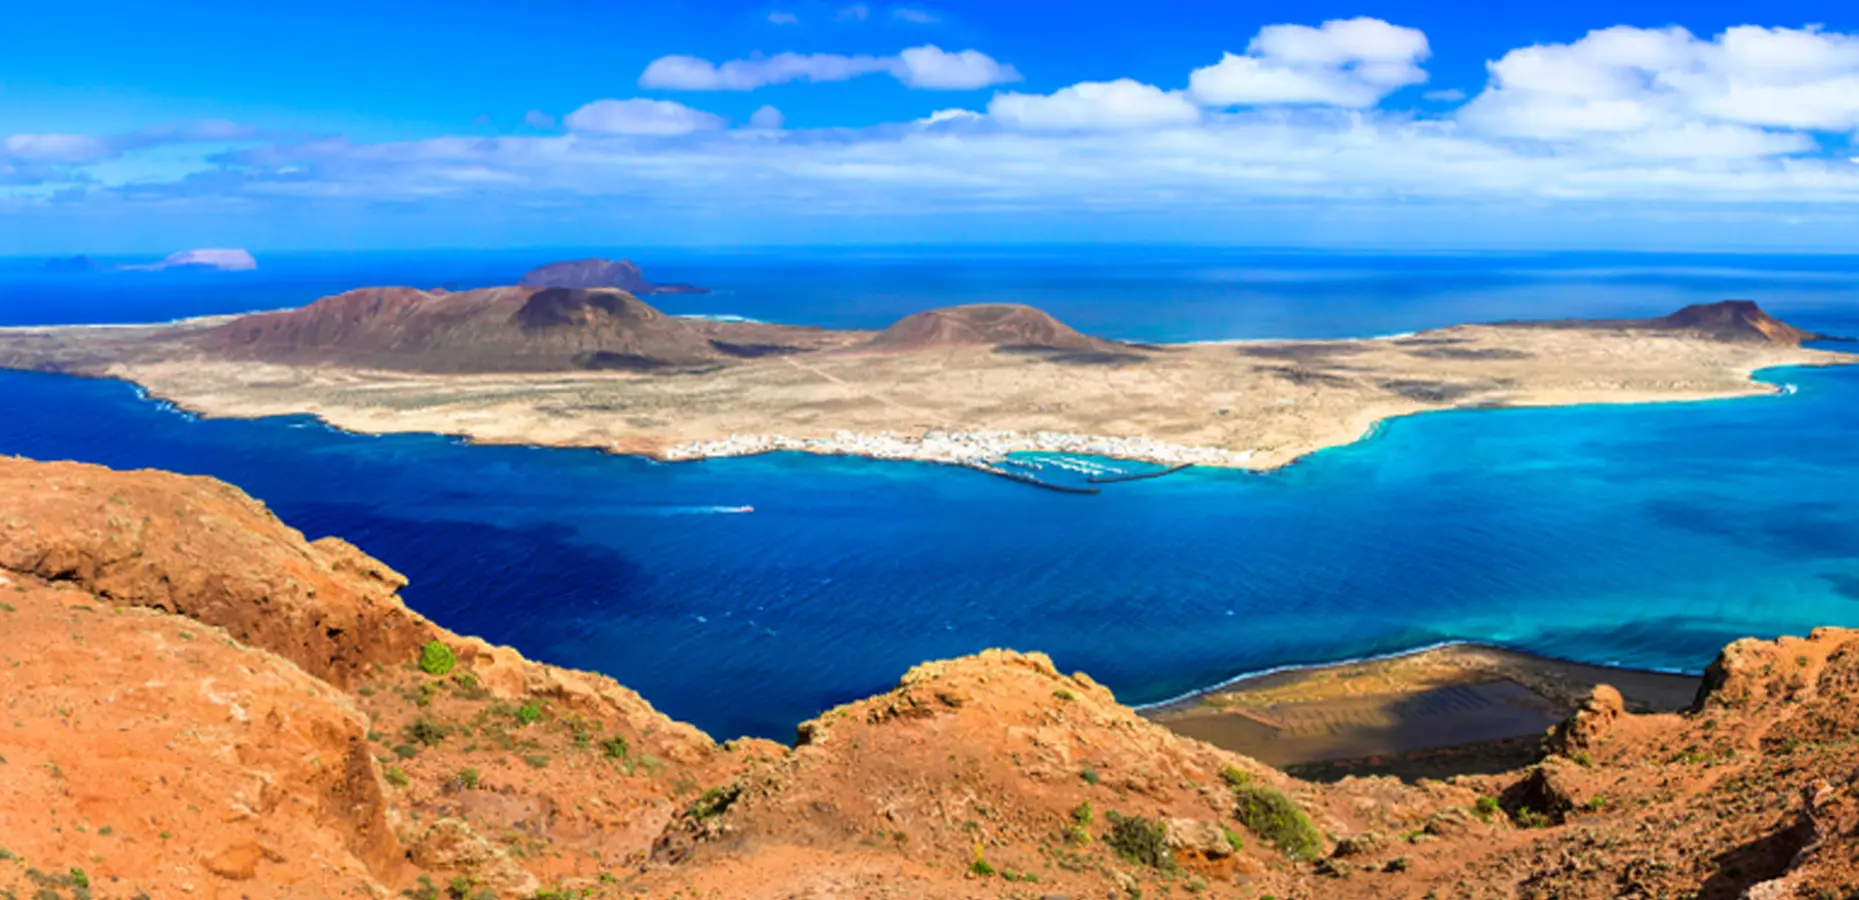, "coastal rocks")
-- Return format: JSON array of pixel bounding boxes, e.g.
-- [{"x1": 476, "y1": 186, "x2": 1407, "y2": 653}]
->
[
  {"x1": 451, "y1": 634, "x2": 718, "y2": 764},
  {"x1": 1548, "y1": 683, "x2": 1624, "y2": 756},
  {"x1": 0, "y1": 458, "x2": 440, "y2": 689}
]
